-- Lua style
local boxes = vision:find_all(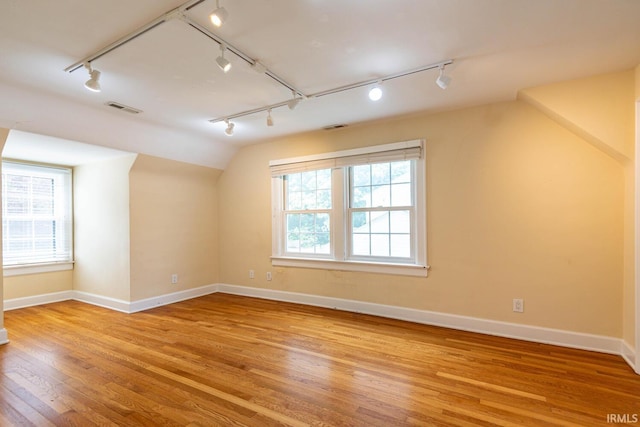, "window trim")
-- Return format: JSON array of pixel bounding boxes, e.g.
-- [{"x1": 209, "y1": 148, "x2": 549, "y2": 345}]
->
[{"x1": 271, "y1": 140, "x2": 428, "y2": 277}]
